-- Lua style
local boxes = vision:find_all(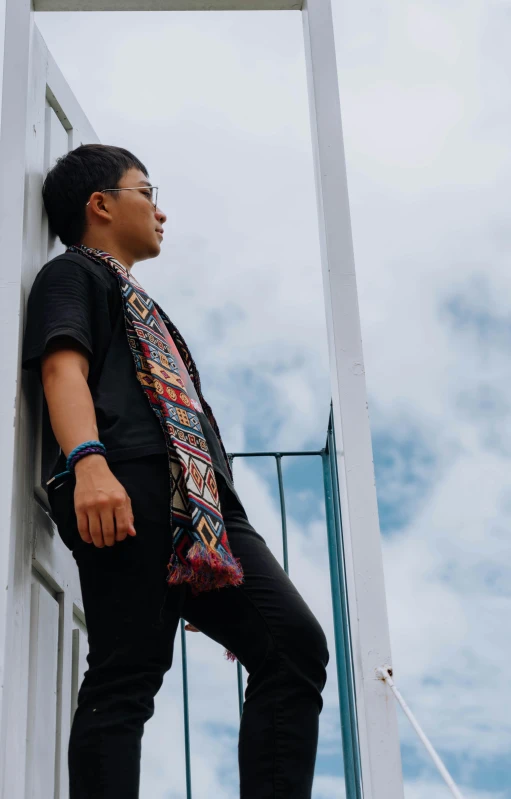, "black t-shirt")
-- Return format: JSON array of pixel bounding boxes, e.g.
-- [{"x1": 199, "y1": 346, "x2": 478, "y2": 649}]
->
[{"x1": 22, "y1": 251, "x2": 237, "y2": 495}]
